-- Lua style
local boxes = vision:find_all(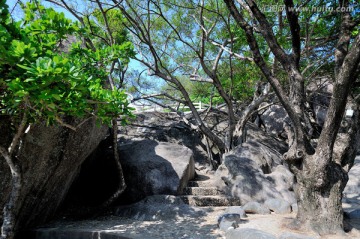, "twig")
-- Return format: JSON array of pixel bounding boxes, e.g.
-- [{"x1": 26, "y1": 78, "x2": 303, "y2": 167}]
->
[
  {"x1": 55, "y1": 117, "x2": 77, "y2": 131},
  {"x1": 8, "y1": 112, "x2": 28, "y2": 156}
]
